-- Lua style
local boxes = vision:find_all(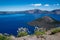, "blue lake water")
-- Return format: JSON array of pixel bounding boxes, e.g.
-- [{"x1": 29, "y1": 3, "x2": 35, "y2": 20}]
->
[{"x1": 0, "y1": 13, "x2": 60, "y2": 35}]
